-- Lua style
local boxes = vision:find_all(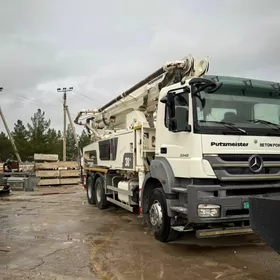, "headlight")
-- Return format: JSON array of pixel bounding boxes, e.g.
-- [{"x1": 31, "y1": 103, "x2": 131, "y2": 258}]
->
[{"x1": 197, "y1": 204, "x2": 221, "y2": 218}]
